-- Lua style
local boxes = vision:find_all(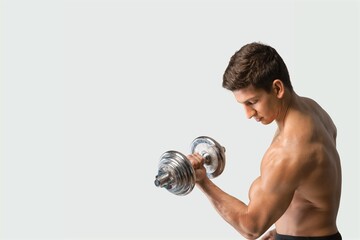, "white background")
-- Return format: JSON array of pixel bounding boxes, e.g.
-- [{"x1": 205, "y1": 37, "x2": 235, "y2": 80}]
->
[{"x1": 1, "y1": 0, "x2": 359, "y2": 239}]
